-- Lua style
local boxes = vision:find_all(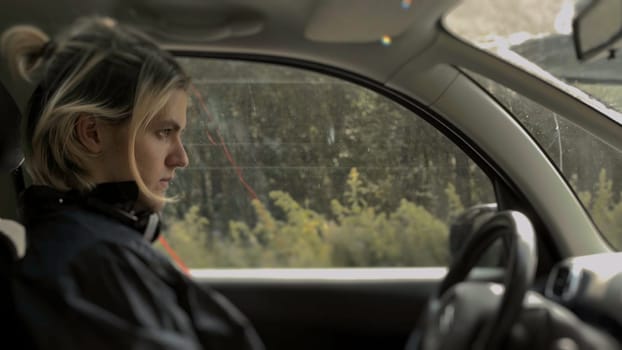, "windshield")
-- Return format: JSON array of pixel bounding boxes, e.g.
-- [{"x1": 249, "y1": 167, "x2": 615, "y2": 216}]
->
[
  {"x1": 446, "y1": 0, "x2": 622, "y2": 116},
  {"x1": 445, "y1": 0, "x2": 622, "y2": 249}
]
